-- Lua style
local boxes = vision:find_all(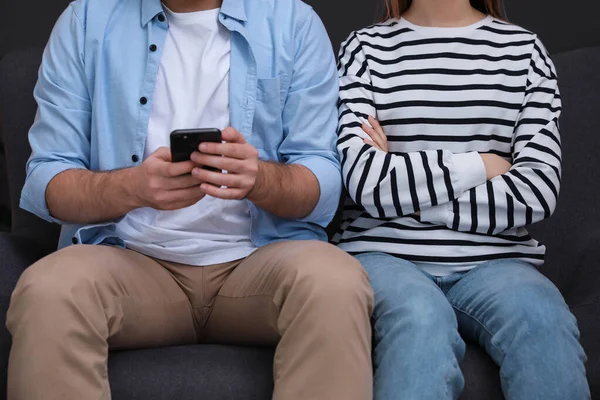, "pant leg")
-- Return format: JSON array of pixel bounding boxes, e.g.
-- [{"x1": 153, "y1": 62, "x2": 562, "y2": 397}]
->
[
  {"x1": 356, "y1": 253, "x2": 465, "y2": 400},
  {"x1": 203, "y1": 240, "x2": 374, "y2": 400},
  {"x1": 446, "y1": 259, "x2": 590, "y2": 400},
  {"x1": 6, "y1": 245, "x2": 198, "y2": 400}
]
